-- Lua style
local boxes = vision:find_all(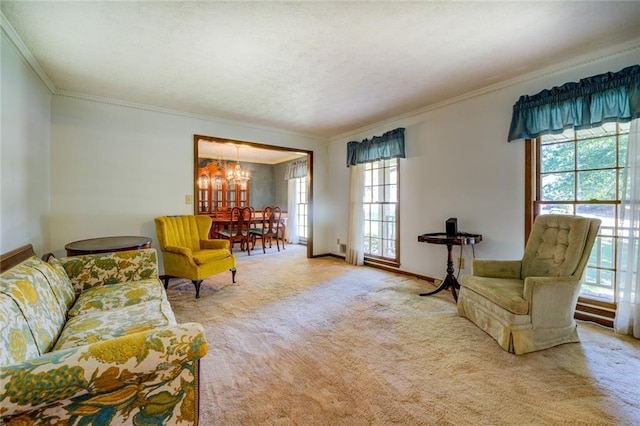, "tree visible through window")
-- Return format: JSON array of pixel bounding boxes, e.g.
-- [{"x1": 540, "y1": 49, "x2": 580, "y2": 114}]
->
[
  {"x1": 363, "y1": 158, "x2": 399, "y2": 263},
  {"x1": 535, "y1": 122, "x2": 630, "y2": 302}
]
